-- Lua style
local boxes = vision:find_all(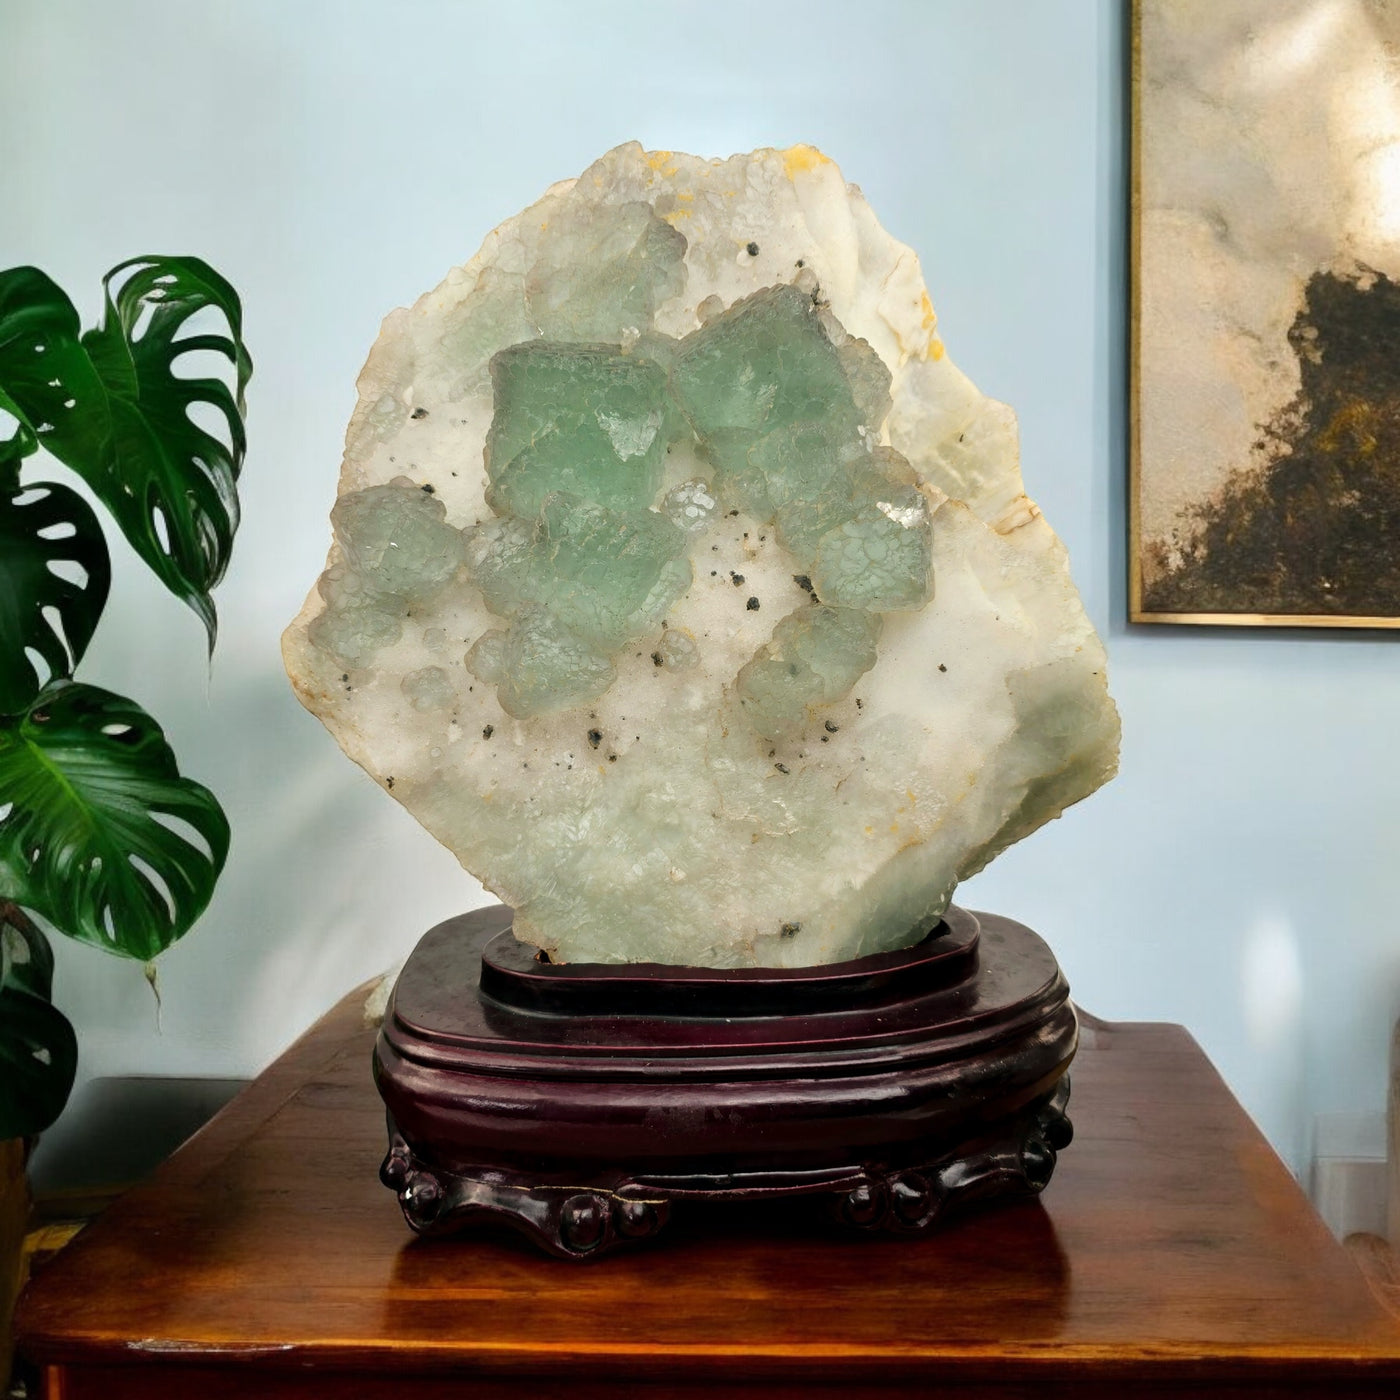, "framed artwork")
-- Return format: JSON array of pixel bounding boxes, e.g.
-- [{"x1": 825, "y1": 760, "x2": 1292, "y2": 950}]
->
[{"x1": 1131, "y1": 0, "x2": 1400, "y2": 627}]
